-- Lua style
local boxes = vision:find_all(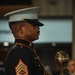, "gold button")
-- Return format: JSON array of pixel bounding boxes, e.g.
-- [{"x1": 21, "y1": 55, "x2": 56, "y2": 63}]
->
[
  {"x1": 21, "y1": 18, "x2": 25, "y2": 20},
  {"x1": 39, "y1": 65, "x2": 41, "y2": 67},
  {"x1": 35, "y1": 57, "x2": 37, "y2": 59}
]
